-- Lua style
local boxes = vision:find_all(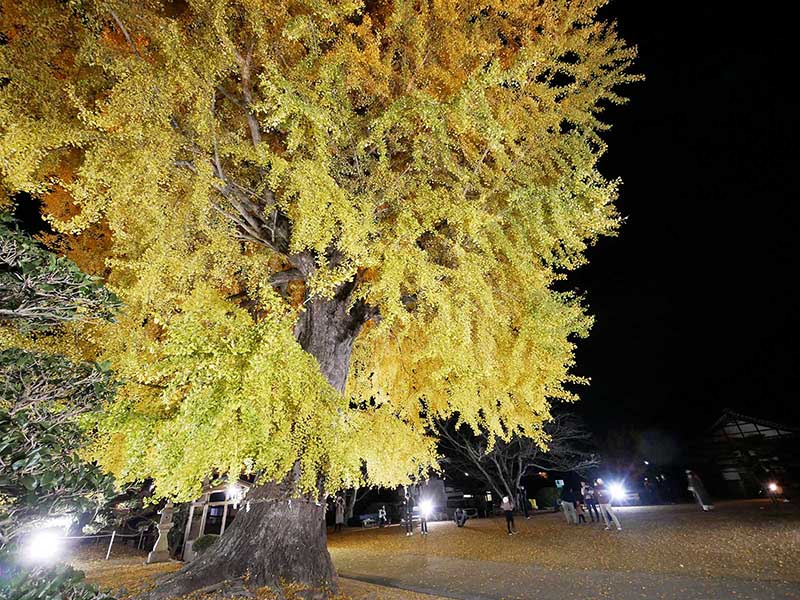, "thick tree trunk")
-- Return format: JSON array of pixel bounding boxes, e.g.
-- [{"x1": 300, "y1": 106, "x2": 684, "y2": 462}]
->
[
  {"x1": 143, "y1": 283, "x2": 369, "y2": 599},
  {"x1": 142, "y1": 482, "x2": 333, "y2": 599}
]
